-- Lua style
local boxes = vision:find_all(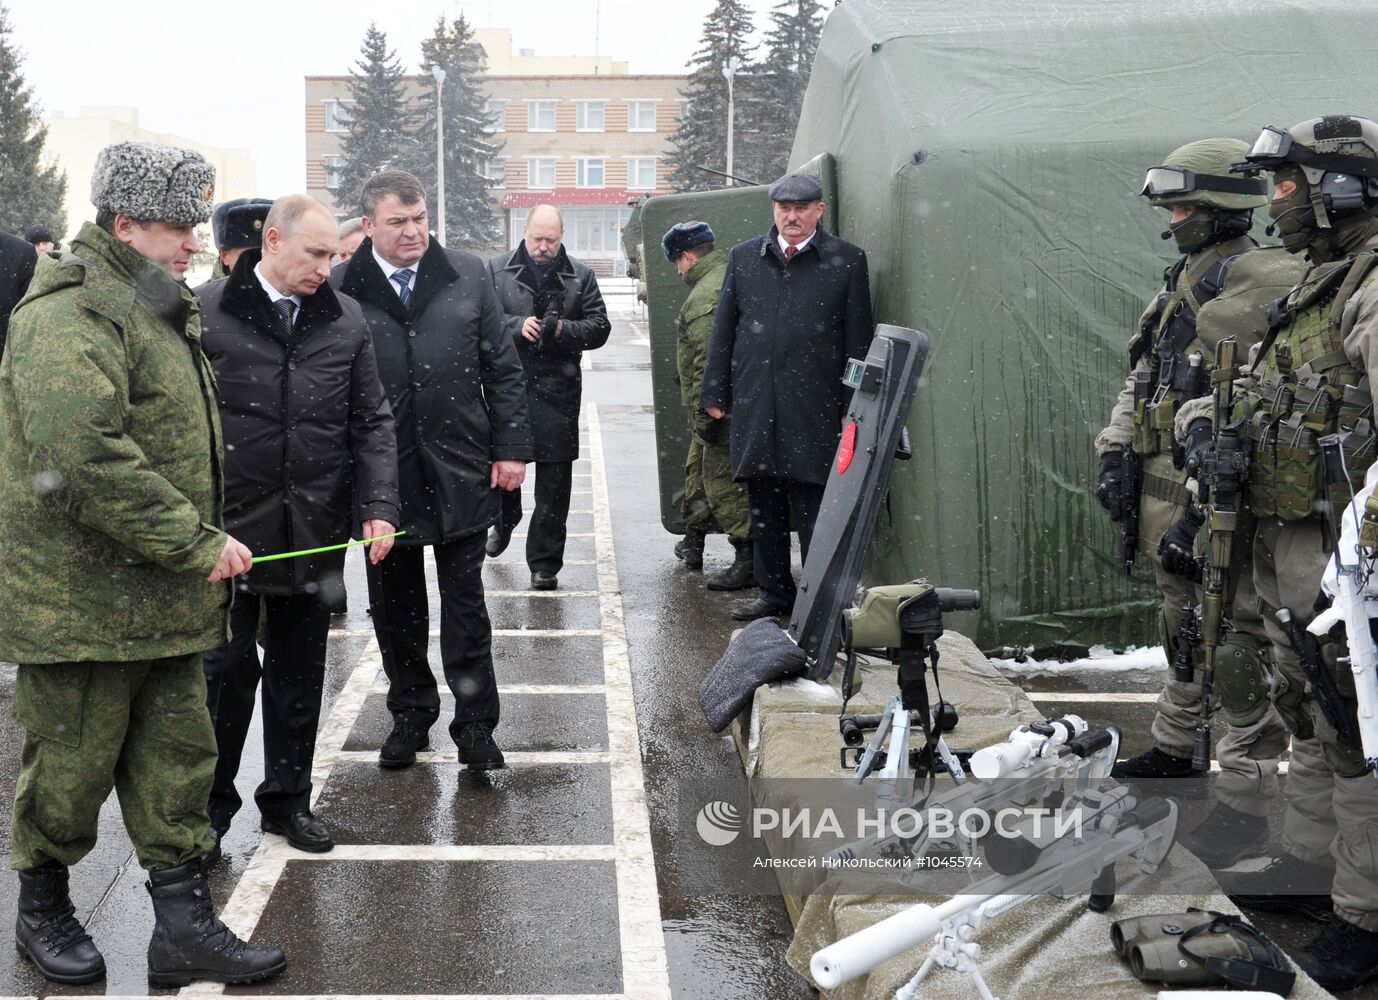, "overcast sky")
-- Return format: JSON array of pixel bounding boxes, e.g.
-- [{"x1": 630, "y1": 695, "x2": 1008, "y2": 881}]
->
[{"x1": 10, "y1": 0, "x2": 795, "y2": 196}]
